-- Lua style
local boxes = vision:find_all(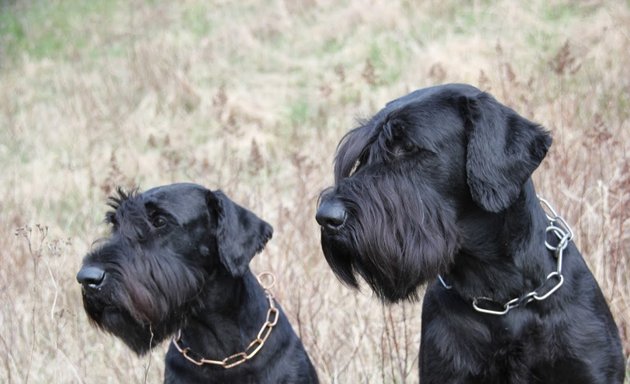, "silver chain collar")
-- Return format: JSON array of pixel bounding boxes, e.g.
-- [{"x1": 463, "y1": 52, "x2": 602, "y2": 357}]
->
[{"x1": 438, "y1": 196, "x2": 574, "y2": 316}]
